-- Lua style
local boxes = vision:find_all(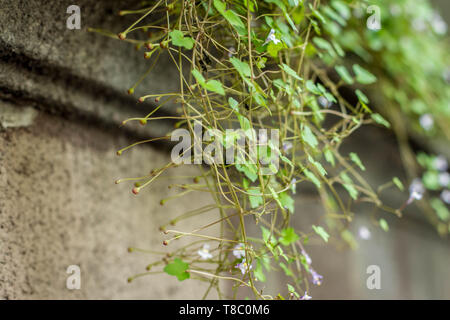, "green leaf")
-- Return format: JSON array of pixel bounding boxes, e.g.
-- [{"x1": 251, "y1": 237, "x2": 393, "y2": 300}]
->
[
  {"x1": 169, "y1": 30, "x2": 195, "y2": 49},
  {"x1": 324, "y1": 148, "x2": 335, "y2": 167},
  {"x1": 353, "y1": 64, "x2": 377, "y2": 85},
  {"x1": 371, "y1": 113, "x2": 391, "y2": 128},
  {"x1": 163, "y1": 258, "x2": 190, "y2": 281},
  {"x1": 230, "y1": 57, "x2": 252, "y2": 79},
  {"x1": 191, "y1": 69, "x2": 225, "y2": 95},
  {"x1": 430, "y1": 198, "x2": 450, "y2": 221},
  {"x1": 254, "y1": 259, "x2": 266, "y2": 282},
  {"x1": 236, "y1": 163, "x2": 258, "y2": 182},
  {"x1": 392, "y1": 177, "x2": 404, "y2": 191},
  {"x1": 349, "y1": 152, "x2": 366, "y2": 171},
  {"x1": 340, "y1": 172, "x2": 358, "y2": 199},
  {"x1": 379, "y1": 219, "x2": 389, "y2": 232},
  {"x1": 305, "y1": 80, "x2": 321, "y2": 95},
  {"x1": 248, "y1": 187, "x2": 263, "y2": 209},
  {"x1": 313, "y1": 37, "x2": 336, "y2": 57},
  {"x1": 279, "y1": 63, "x2": 303, "y2": 81},
  {"x1": 203, "y1": 79, "x2": 225, "y2": 95},
  {"x1": 355, "y1": 89, "x2": 369, "y2": 104},
  {"x1": 279, "y1": 191, "x2": 294, "y2": 213},
  {"x1": 287, "y1": 284, "x2": 300, "y2": 298},
  {"x1": 335, "y1": 65, "x2": 354, "y2": 84},
  {"x1": 312, "y1": 225, "x2": 330, "y2": 242},
  {"x1": 279, "y1": 262, "x2": 293, "y2": 276},
  {"x1": 223, "y1": 10, "x2": 245, "y2": 28},
  {"x1": 191, "y1": 69, "x2": 205, "y2": 83},
  {"x1": 304, "y1": 168, "x2": 321, "y2": 188},
  {"x1": 301, "y1": 125, "x2": 319, "y2": 148},
  {"x1": 279, "y1": 227, "x2": 299, "y2": 246}
]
